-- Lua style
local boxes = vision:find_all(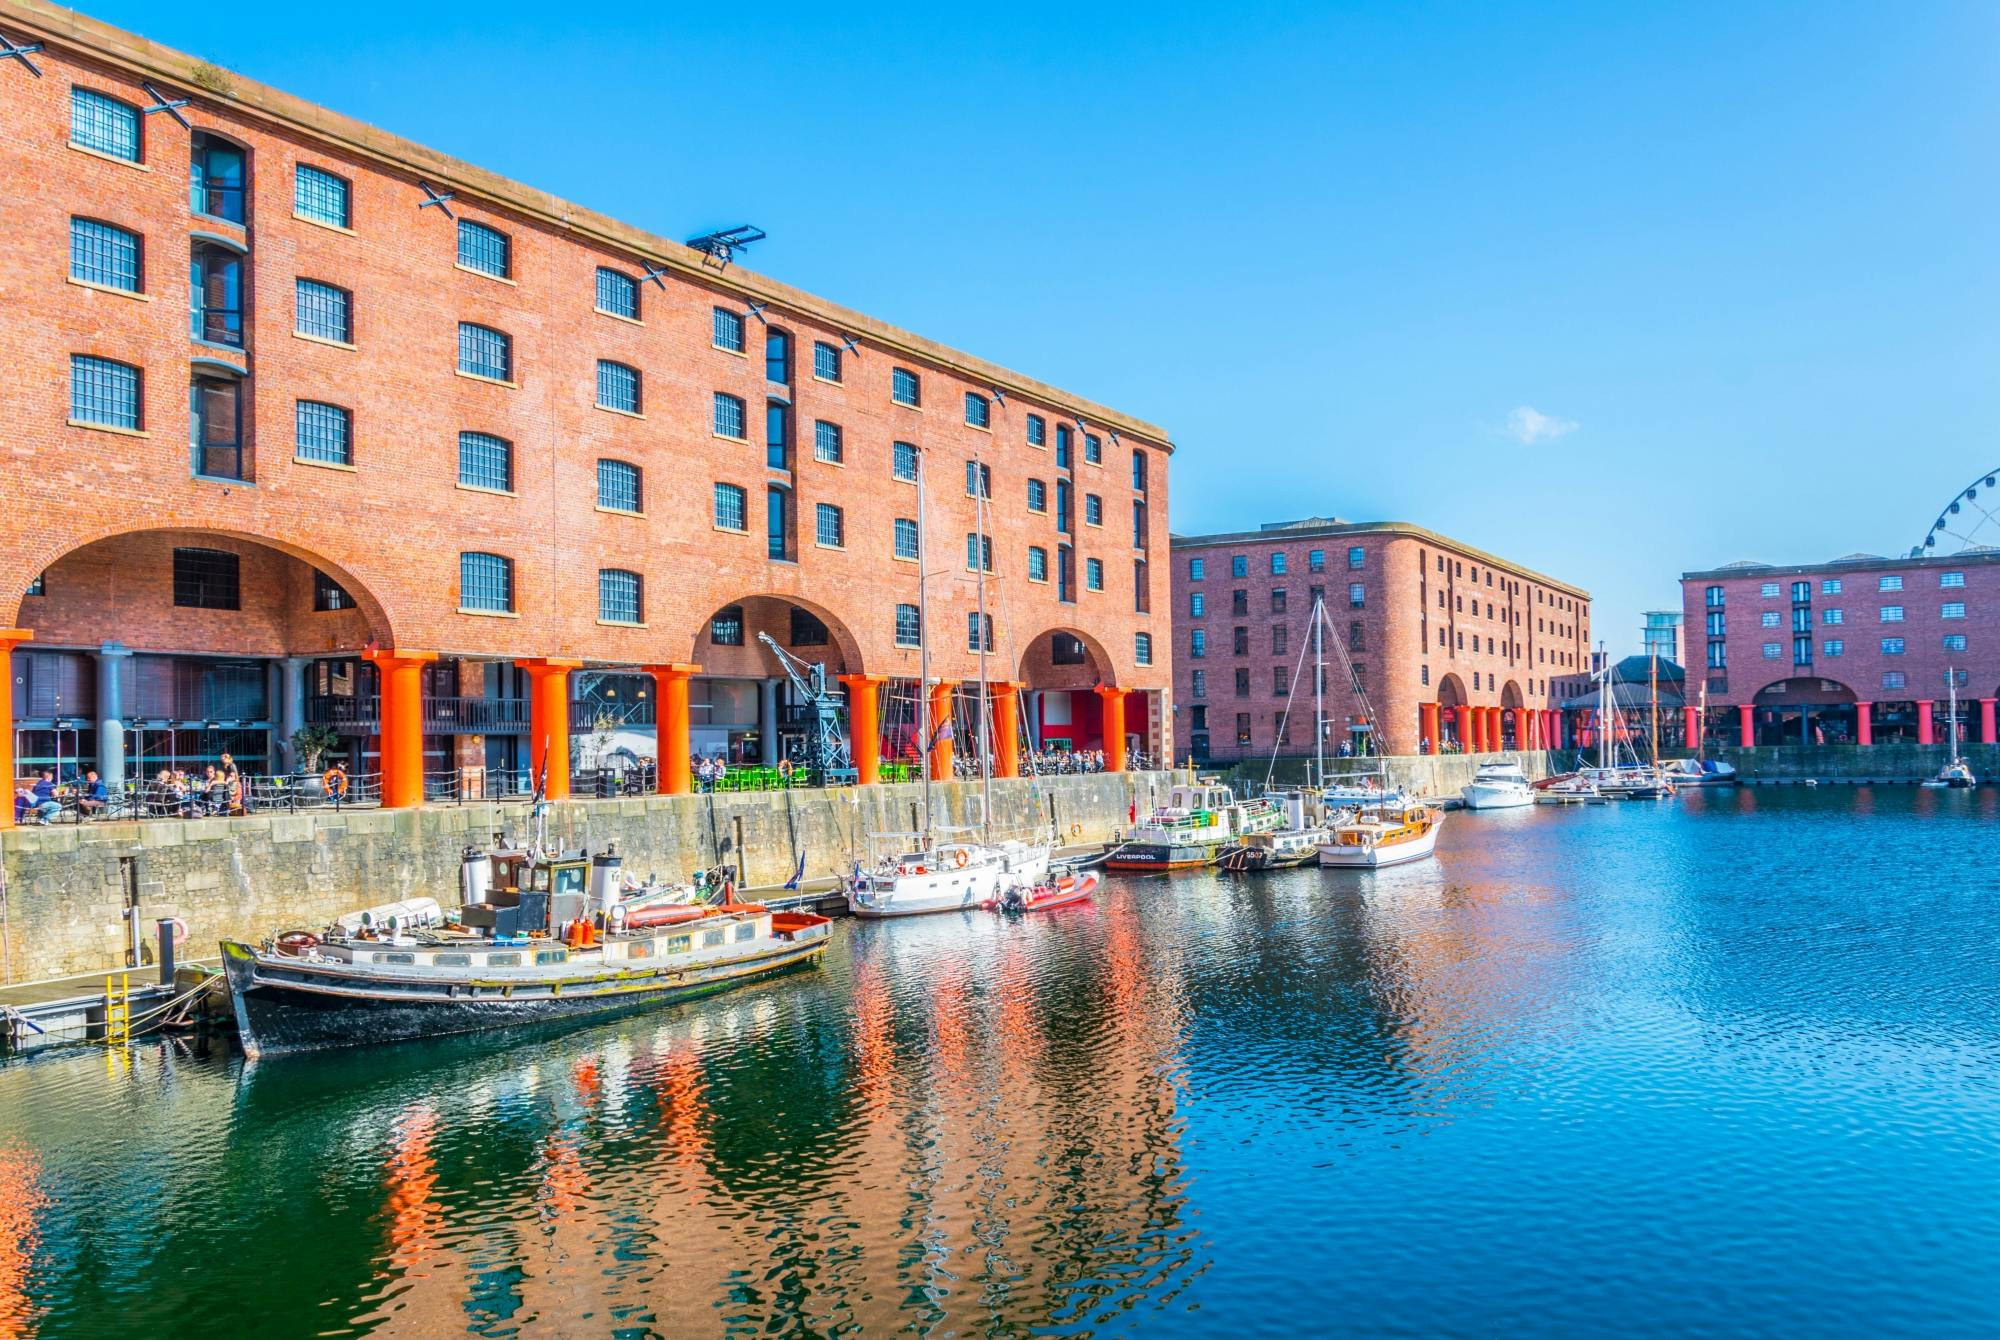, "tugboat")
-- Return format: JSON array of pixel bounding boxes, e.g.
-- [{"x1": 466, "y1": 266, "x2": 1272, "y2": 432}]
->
[
  {"x1": 1106, "y1": 781, "x2": 1284, "y2": 871},
  {"x1": 220, "y1": 846, "x2": 830, "y2": 1058}
]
